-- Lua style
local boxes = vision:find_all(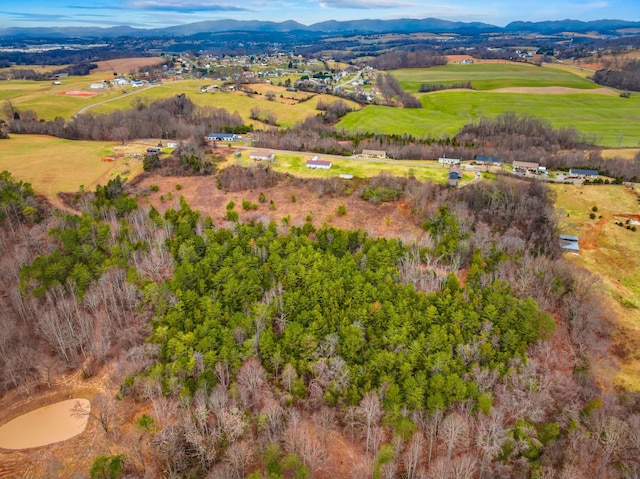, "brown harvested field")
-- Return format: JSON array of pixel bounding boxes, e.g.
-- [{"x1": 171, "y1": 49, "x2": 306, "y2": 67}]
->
[
  {"x1": 491, "y1": 86, "x2": 618, "y2": 95},
  {"x1": 91, "y1": 57, "x2": 164, "y2": 75}
]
